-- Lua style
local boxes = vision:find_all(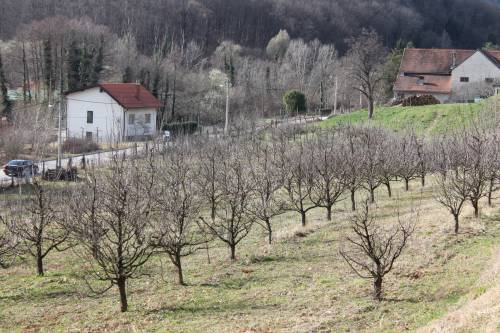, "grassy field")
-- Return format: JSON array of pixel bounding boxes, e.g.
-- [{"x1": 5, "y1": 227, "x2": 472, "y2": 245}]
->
[
  {"x1": 0, "y1": 178, "x2": 499, "y2": 332},
  {"x1": 317, "y1": 98, "x2": 500, "y2": 135}
]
